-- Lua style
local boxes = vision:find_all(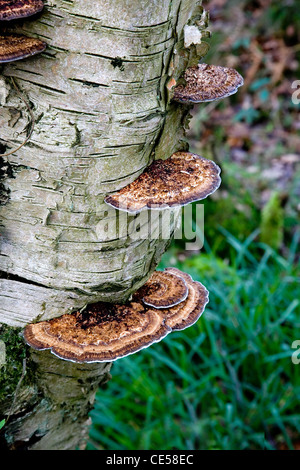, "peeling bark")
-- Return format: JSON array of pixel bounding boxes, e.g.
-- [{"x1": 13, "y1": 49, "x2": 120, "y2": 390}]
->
[{"x1": 0, "y1": 0, "x2": 210, "y2": 450}]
